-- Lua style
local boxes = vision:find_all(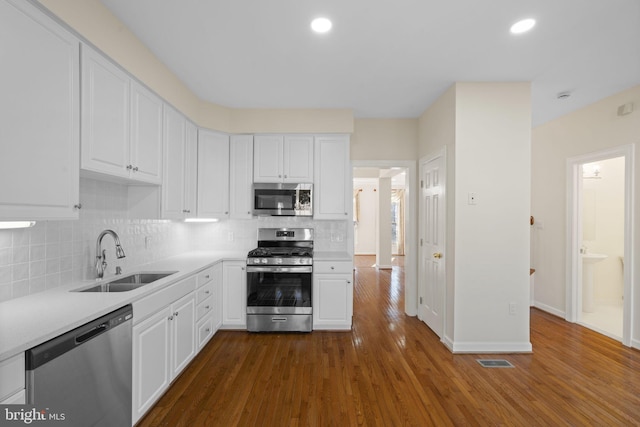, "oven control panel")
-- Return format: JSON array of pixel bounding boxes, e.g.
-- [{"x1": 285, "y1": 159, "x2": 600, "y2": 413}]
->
[{"x1": 247, "y1": 257, "x2": 312, "y2": 266}]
